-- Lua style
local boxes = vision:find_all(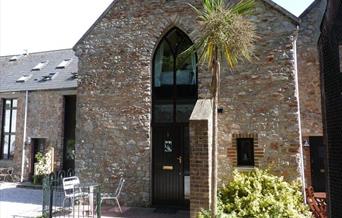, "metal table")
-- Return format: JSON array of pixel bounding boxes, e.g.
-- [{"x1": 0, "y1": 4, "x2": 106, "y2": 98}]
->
[{"x1": 74, "y1": 182, "x2": 99, "y2": 217}]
